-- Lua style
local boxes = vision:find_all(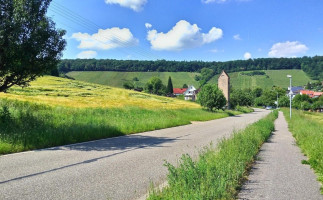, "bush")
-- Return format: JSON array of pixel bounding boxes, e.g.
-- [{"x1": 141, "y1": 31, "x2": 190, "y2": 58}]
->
[
  {"x1": 198, "y1": 84, "x2": 226, "y2": 111},
  {"x1": 123, "y1": 82, "x2": 134, "y2": 90}
]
